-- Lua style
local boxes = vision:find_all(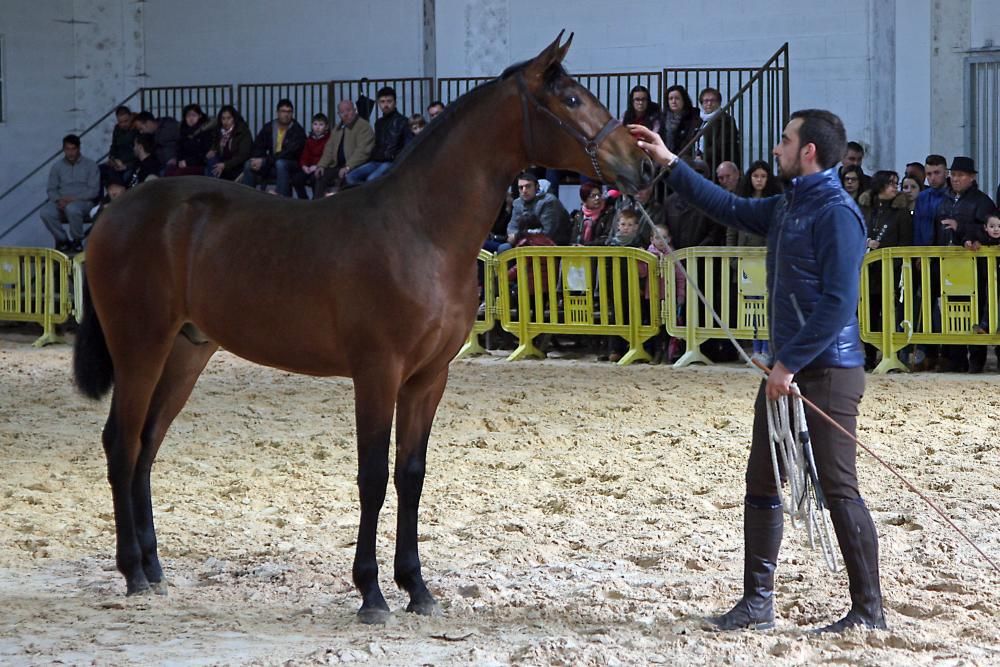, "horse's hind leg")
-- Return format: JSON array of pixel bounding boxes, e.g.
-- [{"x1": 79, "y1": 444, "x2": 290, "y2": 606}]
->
[
  {"x1": 351, "y1": 372, "x2": 400, "y2": 624},
  {"x1": 133, "y1": 336, "x2": 218, "y2": 594},
  {"x1": 393, "y1": 366, "x2": 449, "y2": 616}
]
